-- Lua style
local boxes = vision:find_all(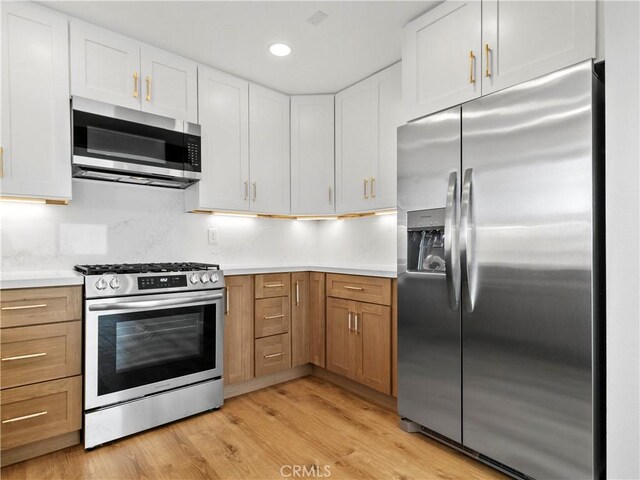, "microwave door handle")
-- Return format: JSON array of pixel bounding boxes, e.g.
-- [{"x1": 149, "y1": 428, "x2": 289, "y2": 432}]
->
[
  {"x1": 444, "y1": 171, "x2": 460, "y2": 311},
  {"x1": 88, "y1": 293, "x2": 223, "y2": 312}
]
